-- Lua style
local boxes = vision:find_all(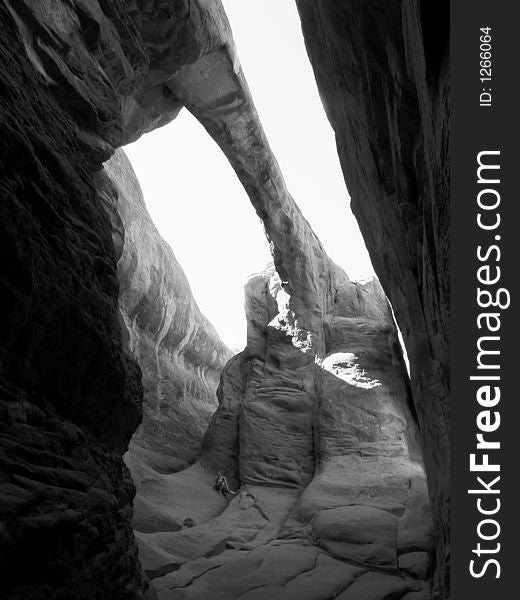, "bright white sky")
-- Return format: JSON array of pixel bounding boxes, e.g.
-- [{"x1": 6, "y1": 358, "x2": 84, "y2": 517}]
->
[{"x1": 124, "y1": 0, "x2": 374, "y2": 351}]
